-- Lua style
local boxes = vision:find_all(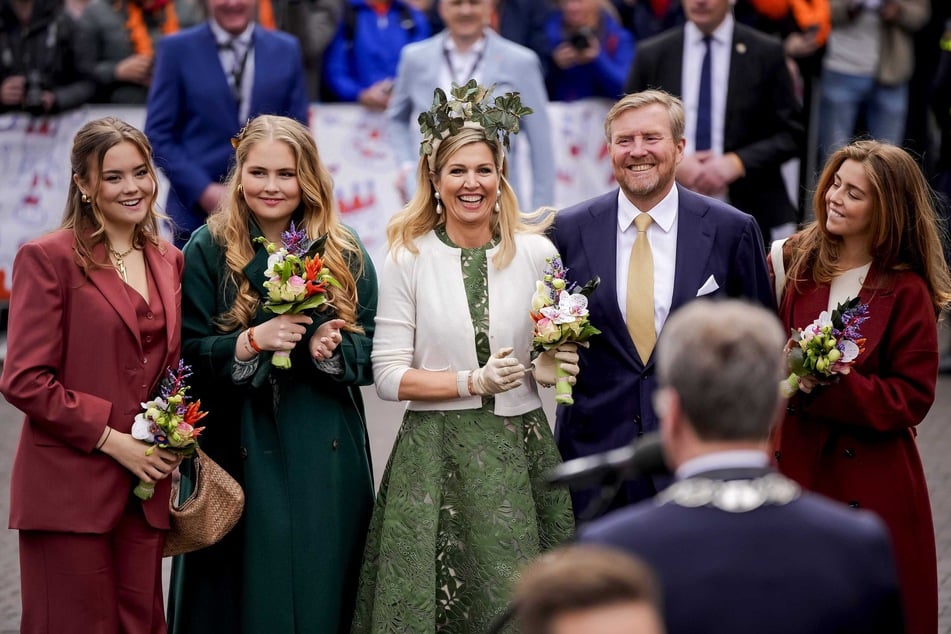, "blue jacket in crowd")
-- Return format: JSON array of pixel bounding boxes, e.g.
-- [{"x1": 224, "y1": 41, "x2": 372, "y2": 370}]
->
[
  {"x1": 323, "y1": 0, "x2": 429, "y2": 102},
  {"x1": 544, "y1": 10, "x2": 634, "y2": 102}
]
